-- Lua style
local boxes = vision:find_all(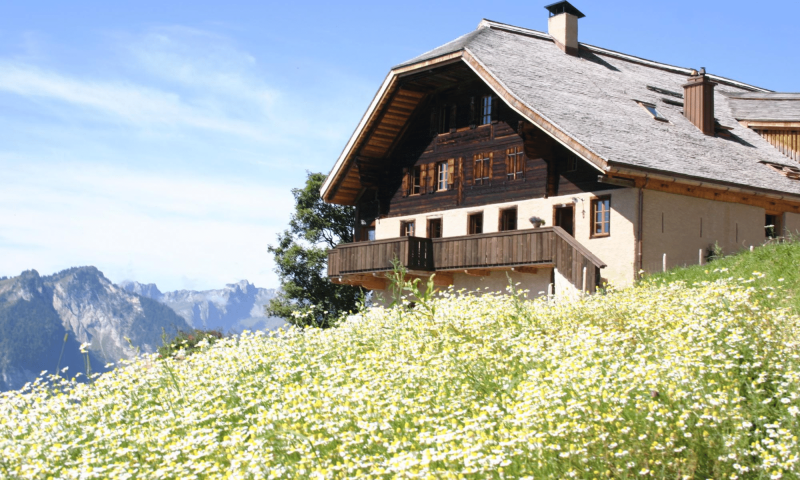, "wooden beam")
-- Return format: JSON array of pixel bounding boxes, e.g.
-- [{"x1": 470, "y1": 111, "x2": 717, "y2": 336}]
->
[
  {"x1": 432, "y1": 273, "x2": 454, "y2": 286},
  {"x1": 512, "y1": 266, "x2": 539, "y2": 275},
  {"x1": 612, "y1": 173, "x2": 800, "y2": 213},
  {"x1": 463, "y1": 269, "x2": 491, "y2": 277}
]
